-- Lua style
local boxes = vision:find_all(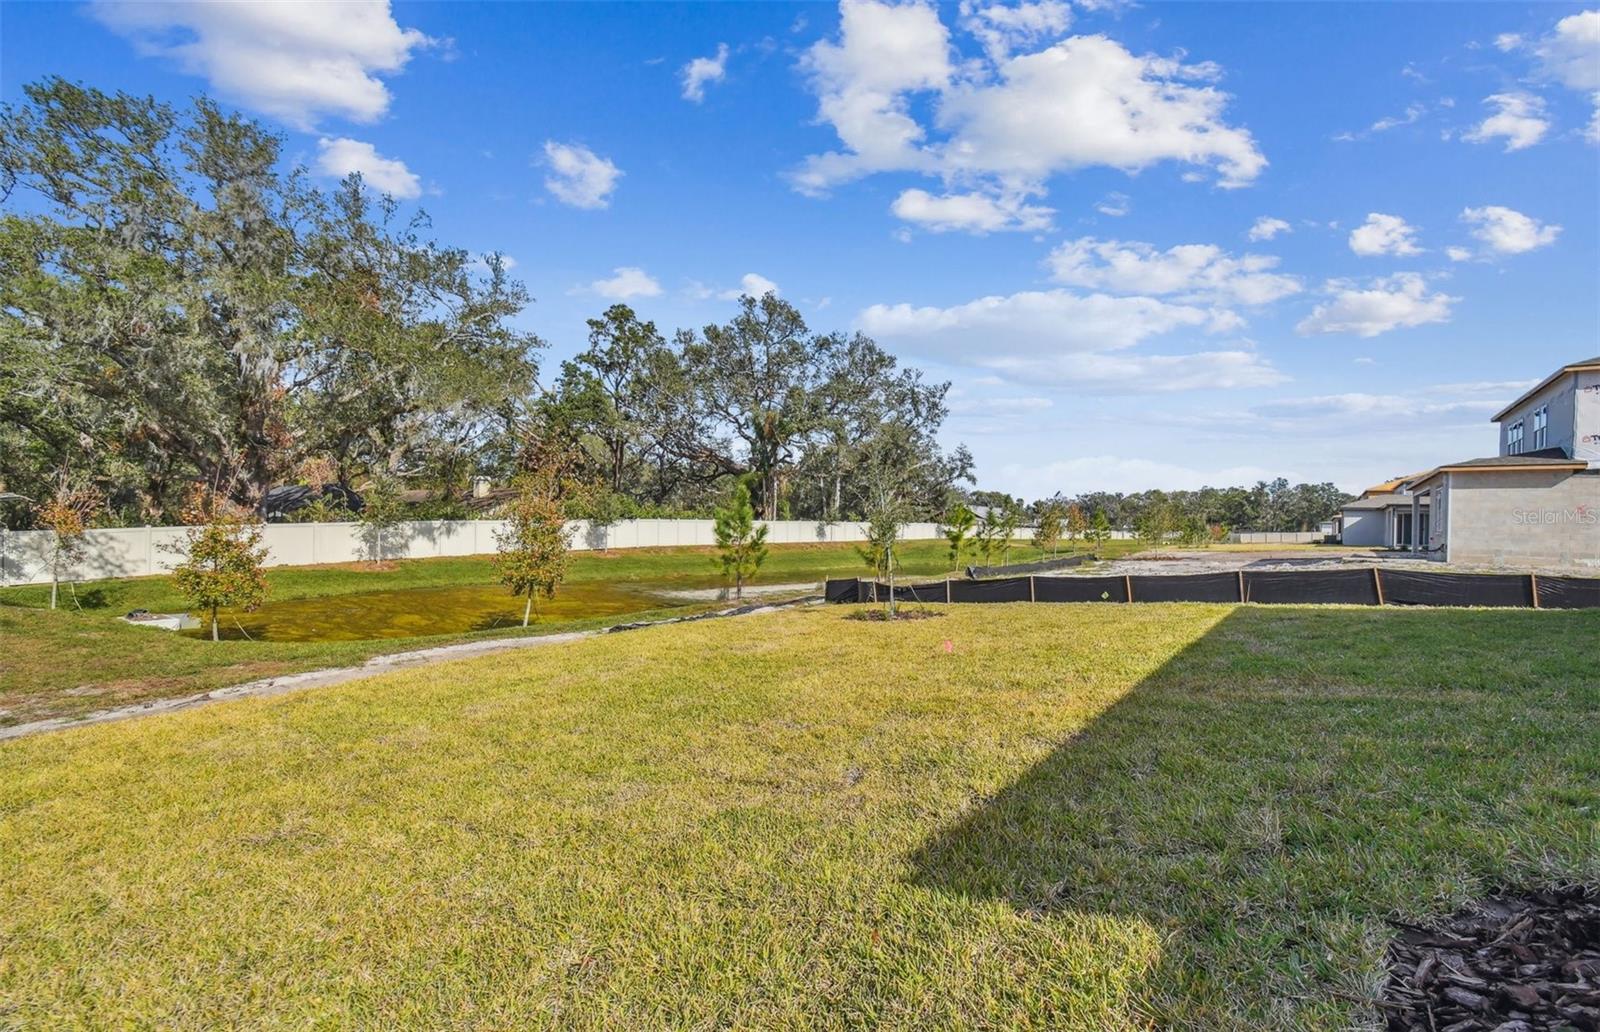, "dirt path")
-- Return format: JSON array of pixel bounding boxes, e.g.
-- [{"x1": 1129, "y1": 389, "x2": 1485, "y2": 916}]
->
[{"x1": 0, "y1": 597, "x2": 817, "y2": 743}]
